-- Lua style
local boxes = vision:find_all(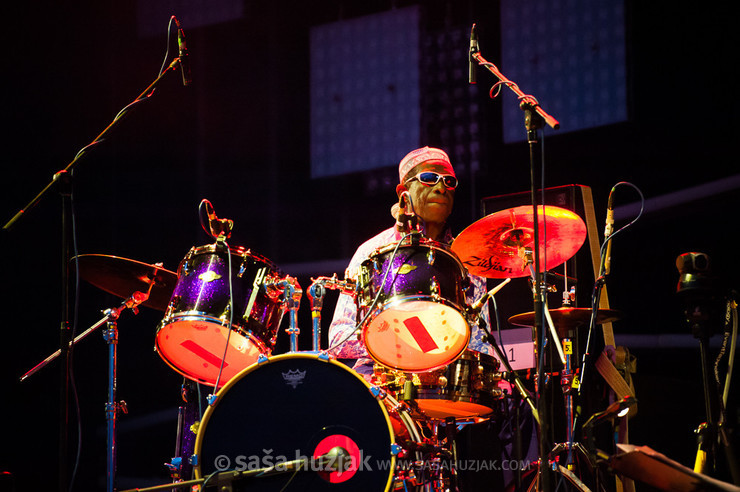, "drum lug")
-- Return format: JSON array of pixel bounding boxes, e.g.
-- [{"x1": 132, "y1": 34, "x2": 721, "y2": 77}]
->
[
  {"x1": 461, "y1": 275, "x2": 471, "y2": 292},
  {"x1": 370, "y1": 385, "x2": 387, "y2": 400},
  {"x1": 427, "y1": 246, "x2": 435, "y2": 265},
  {"x1": 430, "y1": 277, "x2": 441, "y2": 300},
  {"x1": 237, "y1": 249, "x2": 252, "y2": 278},
  {"x1": 220, "y1": 303, "x2": 232, "y2": 323},
  {"x1": 207, "y1": 394, "x2": 218, "y2": 406},
  {"x1": 163, "y1": 297, "x2": 179, "y2": 318},
  {"x1": 181, "y1": 248, "x2": 196, "y2": 276},
  {"x1": 373, "y1": 258, "x2": 382, "y2": 275},
  {"x1": 391, "y1": 443, "x2": 404, "y2": 456},
  {"x1": 188, "y1": 454, "x2": 198, "y2": 466},
  {"x1": 257, "y1": 353, "x2": 269, "y2": 364},
  {"x1": 317, "y1": 352, "x2": 331, "y2": 362}
]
